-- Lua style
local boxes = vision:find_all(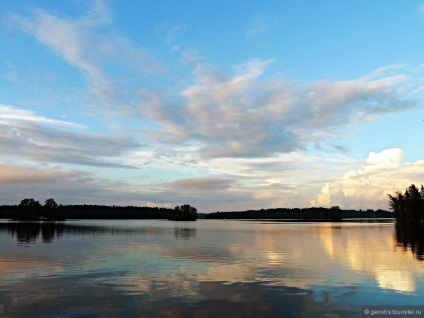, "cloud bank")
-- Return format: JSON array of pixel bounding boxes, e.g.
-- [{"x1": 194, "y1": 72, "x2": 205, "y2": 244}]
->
[{"x1": 312, "y1": 148, "x2": 424, "y2": 210}]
